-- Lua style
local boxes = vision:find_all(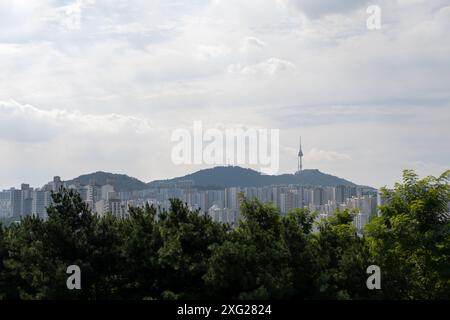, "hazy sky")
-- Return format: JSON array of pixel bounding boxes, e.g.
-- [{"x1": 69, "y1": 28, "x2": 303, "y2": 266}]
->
[{"x1": 0, "y1": 0, "x2": 449, "y2": 189}]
